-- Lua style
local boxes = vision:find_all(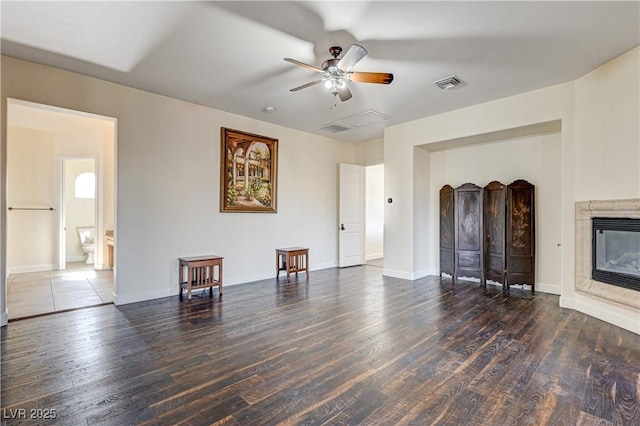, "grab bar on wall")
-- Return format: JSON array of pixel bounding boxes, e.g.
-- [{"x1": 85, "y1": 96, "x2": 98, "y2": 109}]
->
[{"x1": 8, "y1": 207, "x2": 54, "y2": 211}]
